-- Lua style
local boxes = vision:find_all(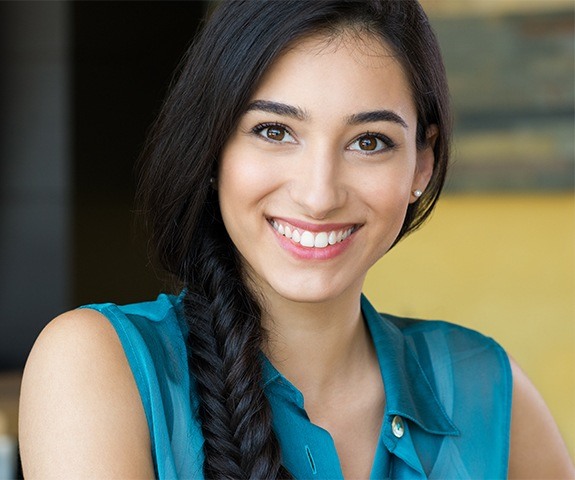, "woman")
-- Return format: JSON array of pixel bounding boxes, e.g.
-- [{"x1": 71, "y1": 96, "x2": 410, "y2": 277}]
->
[{"x1": 19, "y1": 1, "x2": 573, "y2": 478}]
